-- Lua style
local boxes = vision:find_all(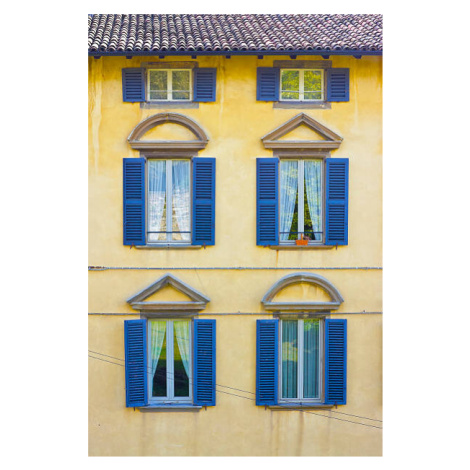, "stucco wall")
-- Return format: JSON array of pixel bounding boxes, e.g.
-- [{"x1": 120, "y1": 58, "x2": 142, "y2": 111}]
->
[{"x1": 88, "y1": 54, "x2": 382, "y2": 456}]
